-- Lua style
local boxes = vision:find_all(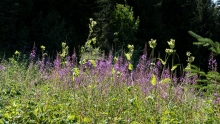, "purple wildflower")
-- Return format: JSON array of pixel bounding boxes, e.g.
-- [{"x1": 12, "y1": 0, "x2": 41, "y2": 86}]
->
[
  {"x1": 213, "y1": 92, "x2": 220, "y2": 105},
  {"x1": 30, "y1": 45, "x2": 36, "y2": 60},
  {"x1": 0, "y1": 65, "x2": 6, "y2": 71},
  {"x1": 54, "y1": 56, "x2": 61, "y2": 70},
  {"x1": 208, "y1": 52, "x2": 217, "y2": 71},
  {"x1": 162, "y1": 68, "x2": 170, "y2": 79}
]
